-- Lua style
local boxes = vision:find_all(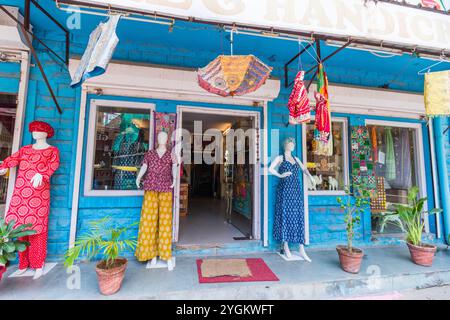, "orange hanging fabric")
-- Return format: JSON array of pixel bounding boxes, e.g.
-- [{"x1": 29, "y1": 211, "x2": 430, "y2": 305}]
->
[
  {"x1": 314, "y1": 63, "x2": 333, "y2": 156},
  {"x1": 372, "y1": 126, "x2": 378, "y2": 163}
]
